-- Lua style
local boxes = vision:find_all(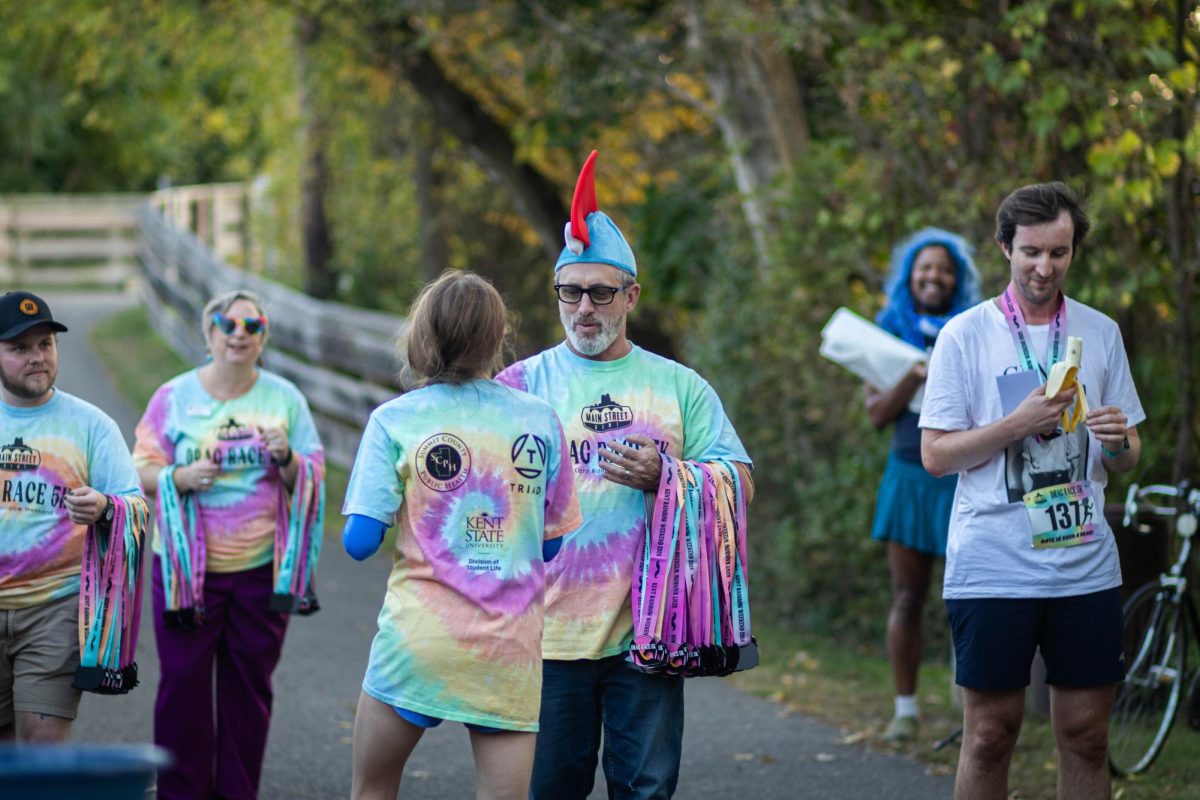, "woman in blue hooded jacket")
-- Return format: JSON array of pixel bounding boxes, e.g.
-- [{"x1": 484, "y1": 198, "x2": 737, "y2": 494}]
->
[{"x1": 865, "y1": 228, "x2": 980, "y2": 742}]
